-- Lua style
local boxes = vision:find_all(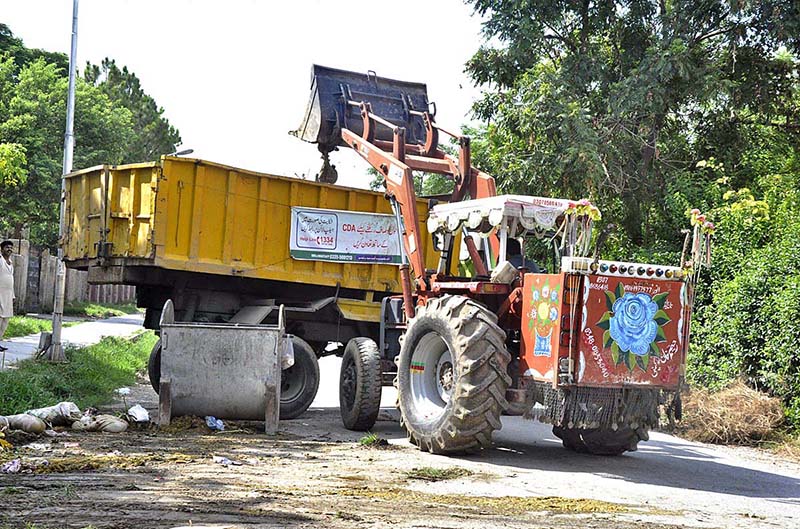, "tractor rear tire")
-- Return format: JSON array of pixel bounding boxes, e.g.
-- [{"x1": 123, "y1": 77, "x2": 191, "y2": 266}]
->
[
  {"x1": 280, "y1": 337, "x2": 320, "y2": 419},
  {"x1": 552, "y1": 426, "x2": 644, "y2": 456},
  {"x1": 339, "y1": 337, "x2": 383, "y2": 431},
  {"x1": 397, "y1": 295, "x2": 510, "y2": 454},
  {"x1": 148, "y1": 339, "x2": 162, "y2": 394}
]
